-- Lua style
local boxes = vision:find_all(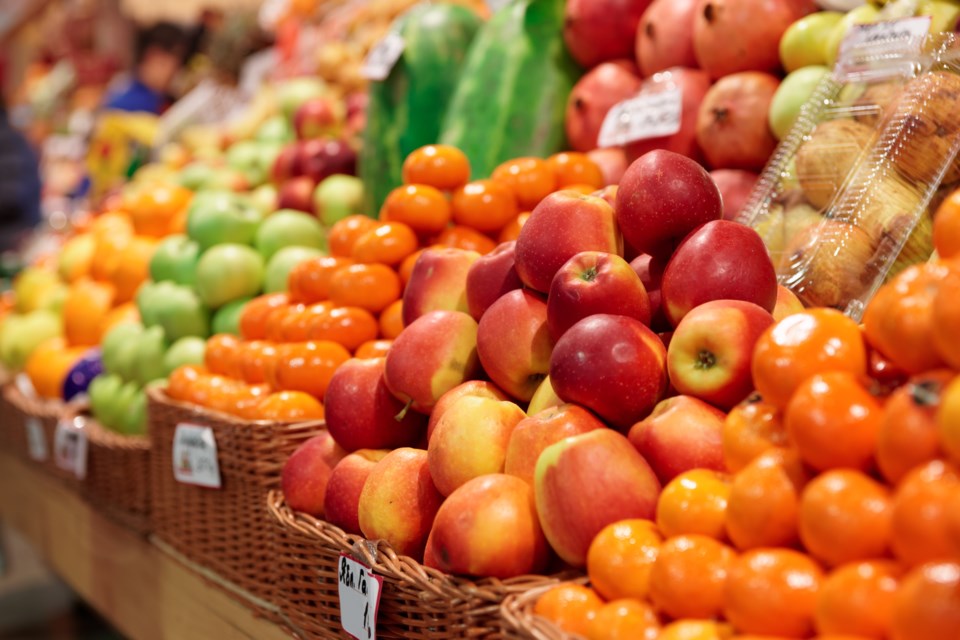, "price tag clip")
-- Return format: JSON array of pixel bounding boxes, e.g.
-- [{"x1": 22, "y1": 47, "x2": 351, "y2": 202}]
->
[
  {"x1": 172, "y1": 423, "x2": 222, "y2": 489},
  {"x1": 338, "y1": 553, "x2": 382, "y2": 640}
]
